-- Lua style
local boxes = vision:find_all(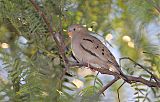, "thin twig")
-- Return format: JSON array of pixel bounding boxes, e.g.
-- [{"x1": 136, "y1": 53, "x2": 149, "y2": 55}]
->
[
  {"x1": 29, "y1": 0, "x2": 54, "y2": 34},
  {"x1": 117, "y1": 81, "x2": 125, "y2": 102},
  {"x1": 93, "y1": 72, "x2": 100, "y2": 93},
  {"x1": 97, "y1": 77, "x2": 119, "y2": 95},
  {"x1": 29, "y1": 0, "x2": 69, "y2": 77},
  {"x1": 120, "y1": 57, "x2": 160, "y2": 86},
  {"x1": 147, "y1": 0, "x2": 160, "y2": 14}
]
